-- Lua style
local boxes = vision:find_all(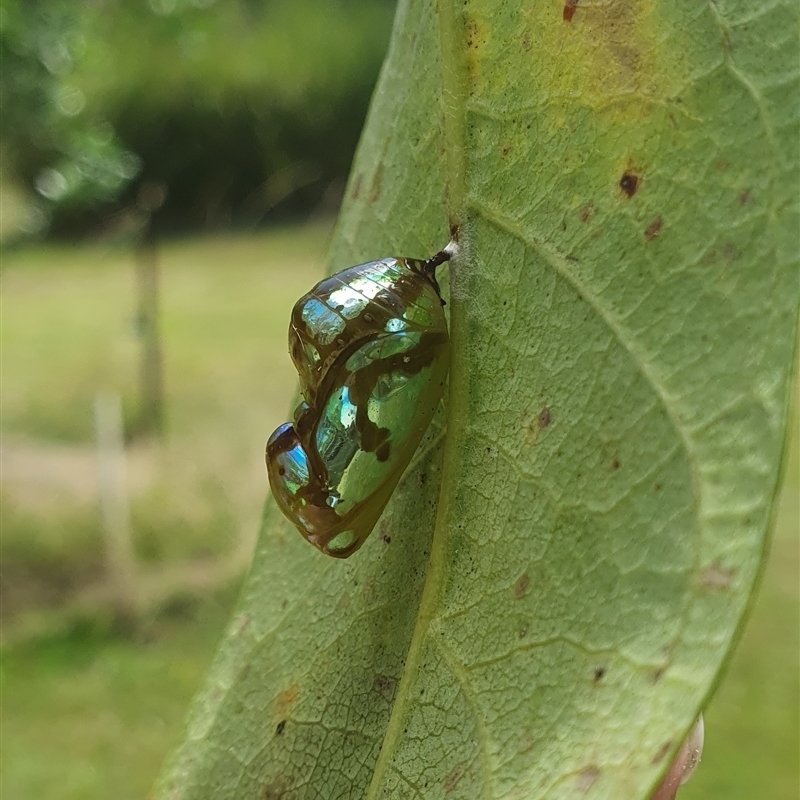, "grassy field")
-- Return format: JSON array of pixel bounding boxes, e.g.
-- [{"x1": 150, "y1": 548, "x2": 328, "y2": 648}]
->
[
  {"x1": 1, "y1": 225, "x2": 330, "y2": 620},
  {"x1": 1, "y1": 226, "x2": 797, "y2": 799}
]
